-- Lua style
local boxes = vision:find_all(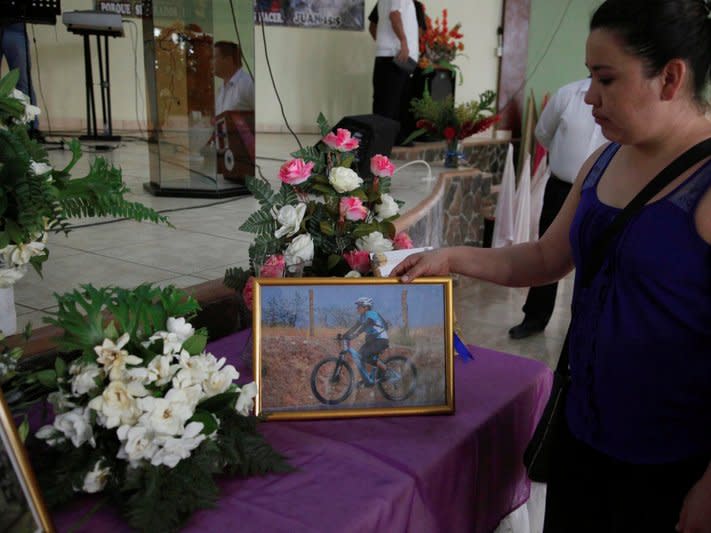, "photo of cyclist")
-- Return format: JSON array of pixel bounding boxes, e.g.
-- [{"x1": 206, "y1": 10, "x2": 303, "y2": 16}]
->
[{"x1": 342, "y1": 296, "x2": 389, "y2": 385}]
